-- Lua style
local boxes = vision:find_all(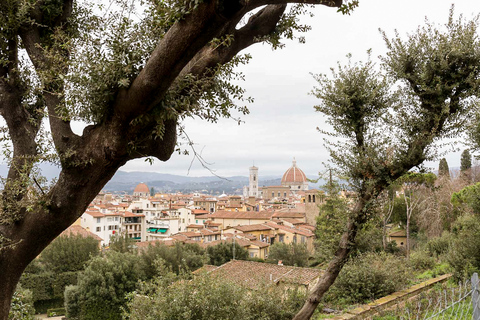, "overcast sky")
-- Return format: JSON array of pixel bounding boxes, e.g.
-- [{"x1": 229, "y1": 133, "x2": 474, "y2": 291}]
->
[{"x1": 119, "y1": 0, "x2": 480, "y2": 178}]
